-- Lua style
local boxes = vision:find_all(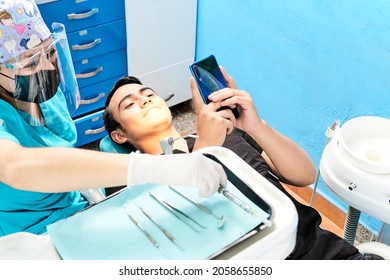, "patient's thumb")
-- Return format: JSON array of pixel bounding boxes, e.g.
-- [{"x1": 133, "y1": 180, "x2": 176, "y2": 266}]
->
[{"x1": 190, "y1": 77, "x2": 204, "y2": 110}]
